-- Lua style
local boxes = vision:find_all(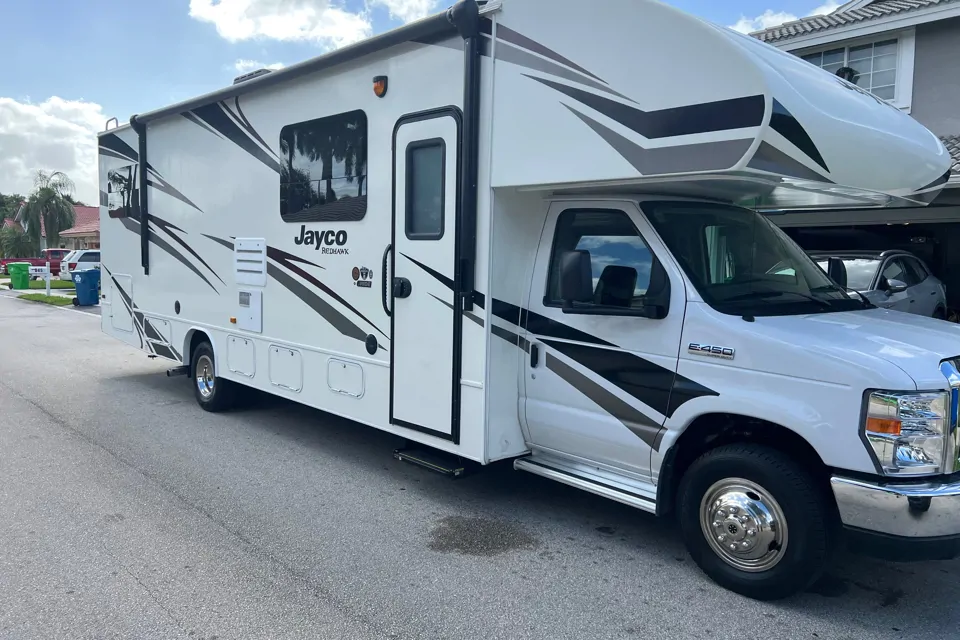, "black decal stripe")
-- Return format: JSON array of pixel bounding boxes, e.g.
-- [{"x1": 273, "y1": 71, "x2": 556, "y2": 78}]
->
[
  {"x1": 667, "y1": 375, "x2": 719, "y2": 417},
  {"x1": 489, "y1": 39, "x2": 631, "y2": 102},
  {"x1": 203, "y1": 234, "x2": 234, "y2": 251},
  {"x1": 564, "y1": 105, "x2": 753, "y2": 175},
  {"x1": 429, "y1": 293, "x2": 486, "y2": 330},
  {"x1": 142, "y1": 318, "x2": 163, "y2": 342},
  {"x1": 190, "y1": 103, "x2": 281, "y2": 174},
  {"x1": 770, "y1": 100, "x2": 829, "y2": 173},
  {"x1": 228, "y1": 98, "x2": 278, "y2": 161},
  {"x1": 748, "y1": 141, "x2": 834, "y2": 184},
  {"x1": 149, "y1": 214, "x2": 225, "y2": 286},
  {"x1": 267, "y1": 264, "x2": 369, "y2": 343},
  {"x1": 401, "y1": 252, "x2": 455, "y2": 291},
  {"x1": 99, "y1": 133, "x2": 139, "y2": 163},
  {"x1": 268, "y1": 246, "x2": 386, "y2": 339},
  {"x1": 546, "y1": 353, "x2": 663, "y2": 450},
  {"x1": 146, "y1": 178, "x2": 202, "y2": 212},
  {"x1": 528, "y1": 75, "x2": 766, "y2": 139},
  {"x1": 119, "y1": 217, "x2": 219, "y2": 293},
  {"x1": 918, "y1": 169, "x2": 952, "y2": 193},
  {"x1": 495, "y1": 23, "x2": 606, "y2": 85},
  {"x1": 99, "y1": 147, "x2": 138, "y2": 164},
  {"x1": 182, "y1": 111, "x2": 224, "y2": 140},
  {"x1": 542, "y1": 338, "x2": 673, "y2": 417},
  {"x1": 267, "y1": 245, "x2": 324, "y2": 269},
  {"x1": 151, "y1": 343, "x2": 177, "y2": 361}
]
